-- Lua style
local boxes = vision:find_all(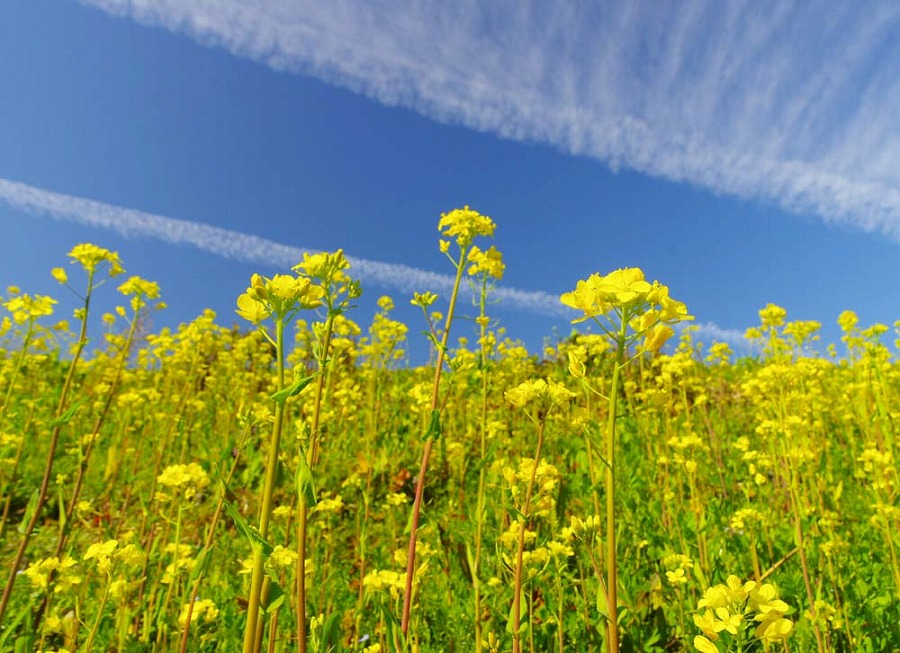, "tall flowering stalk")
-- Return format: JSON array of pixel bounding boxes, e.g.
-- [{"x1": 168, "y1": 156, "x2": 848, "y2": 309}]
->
[
  {"x1": 505, "y1": 379, "x2": 576, "y2": 653},
  {"x1": 467, "y1": 244, "x2": 505, "y2": 652},
  {"x1": 400, "y1": 206, "x2": 496, "y2": 639},
  {"x1": 0, "y1": 290, "x2": 56, "y2": 541},
  {"x1": 234, "y1": 270, "x2": 325, "y2": 653},
  {"x1": 562, "y1": 268, "x2": 691, "y2": 652},
  {"x1": 291, "y1": 250, "x2": 360, "y2": 653},
  {"x1": 0, "y1": 244, "x2": 123, "y2": 627}
]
